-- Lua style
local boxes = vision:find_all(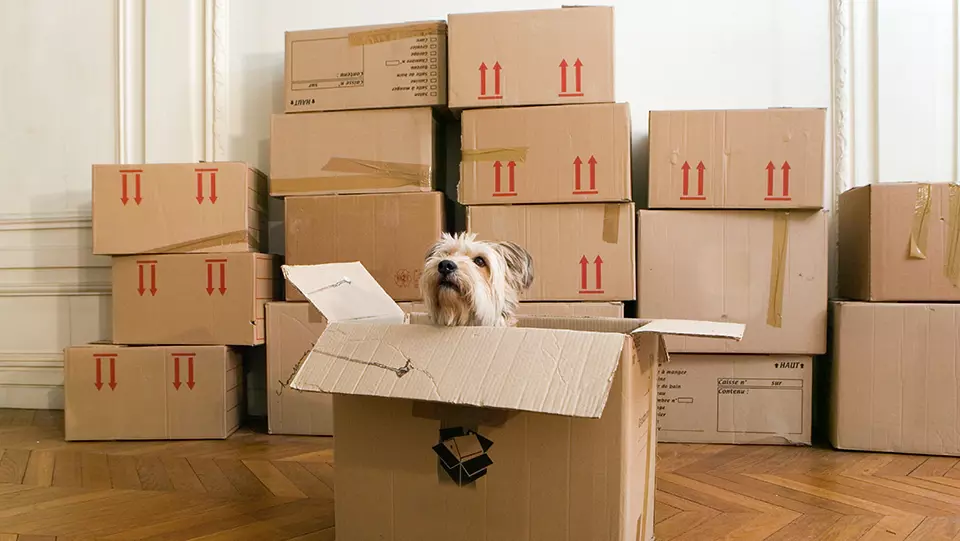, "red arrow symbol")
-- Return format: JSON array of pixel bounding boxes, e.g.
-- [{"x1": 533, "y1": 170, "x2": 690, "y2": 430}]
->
[
  {"x1": 696, "y1": 161, "x2": 705, "y2": 196},
  {"x1": 492, "y1": 62, "x2": 502, "y2": 96},
  {"x1": 149, "y1": 264, "x2": 157, "y2": 296},
  {"x1": 579, "y1": 255, "x2": 589, "y2": 291},
  {"x1": 681, "y1": 161, "x2": 691, "y2": 196},
  {"x1": 587, "y1": 155, "x2": 597, "y2": 190},
  {"x1": 766, "y1": 161, "x2": 776, "y2": 197},
  {"x1": 573, "y1": 58, "x2": 583, "y2": 93},
  {"x1": 133, "y1": 173, "x2": 142, "y2": 205},
  {"x1": 781, "y1": 161, "x2": 791, "y2": 197},
  {"x1": 120, "y1": 174, "x2": 129, "y2": 205},
  {"x1": 478, "y1": 62, "x2": 487, "y2": 96},
  {"x1": 206, "y1": 263, "x2": 214, "y2": 295},
  {"x1": 593, "y1": 255, "x2": 603, "y2": 290},
  {"x1": 196, "y1": 172, "x2": 204, "y2": 204},
  {"x1": 209, "y1": 172, "x2": 217, "y2": 203},
  {"x1": 108, "y1": 358, "x2": 117, "y2": 390},
  {"x1": 218, "y1": 262, "x2": 226, "y2": 295},
  {"x1": 573, "y1": 156, "x2": 582, "y2": 191},
  {"x1": 560, "y1": 59, "x2": 568, "y2": 93},
  {"x1": 173, "y1": 357, "x2": 182, "y2": 390},
  {"x1": 506, "y1": 161, "x2": 516, "y2": 193},
  {"x1": 95, "y1": 357, "x2": 103, "y2": 390},
  {"x1": 187, "y1": 357, "x2": 195, "y2": 389},
  {"x1": 493, "y1": 161, "x2": 502, "y2": 193},
  {"x1": 137, "y1": 264, "x2": 145, "y2": 296}
]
